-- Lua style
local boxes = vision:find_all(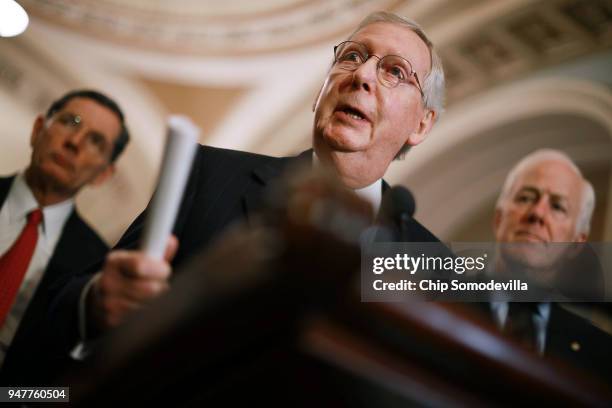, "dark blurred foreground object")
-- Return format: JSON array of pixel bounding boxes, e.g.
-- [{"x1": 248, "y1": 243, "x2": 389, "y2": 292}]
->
[
  {"x1": 63, "y1": 168, "x2": 611, "y2": 407},
  {"x1": 556, "y1": 243, "x2": 605, "y2": 301}
]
